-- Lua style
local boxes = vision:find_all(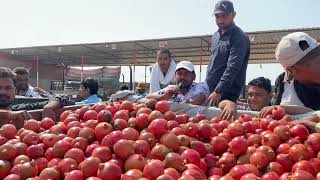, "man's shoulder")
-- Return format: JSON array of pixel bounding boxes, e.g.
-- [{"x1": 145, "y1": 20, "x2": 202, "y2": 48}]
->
[{"x1": 231, "y1": 25, "x2": 249, "y2": 42}]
